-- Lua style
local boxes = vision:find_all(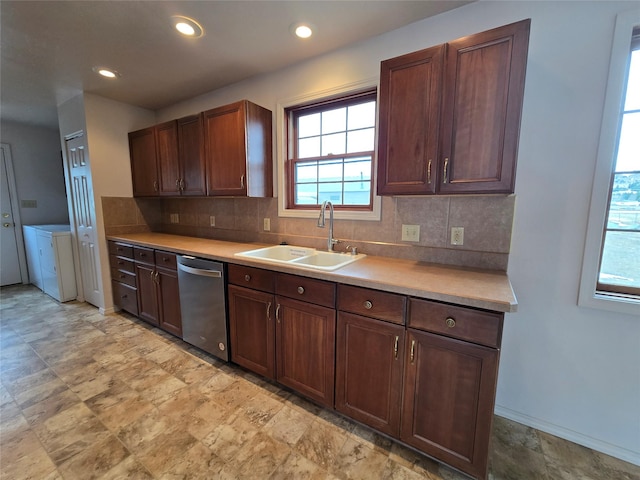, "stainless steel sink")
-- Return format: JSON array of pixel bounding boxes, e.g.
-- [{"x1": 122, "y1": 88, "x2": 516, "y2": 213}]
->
[{"x1": 235, "y1": 245, "x2": 365, "y2": 271}]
